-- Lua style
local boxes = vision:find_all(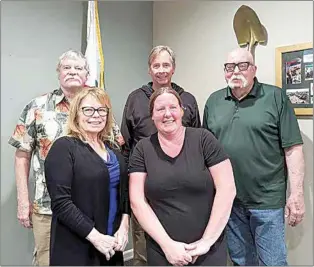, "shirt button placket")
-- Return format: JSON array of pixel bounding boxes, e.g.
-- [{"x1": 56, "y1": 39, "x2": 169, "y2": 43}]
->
[
  {"x1": 234, "y1": 101, "x2": 239, "y2": 113},
  {"x1": 231, "y1": 100, "x2": 240, "y2": 122}
]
